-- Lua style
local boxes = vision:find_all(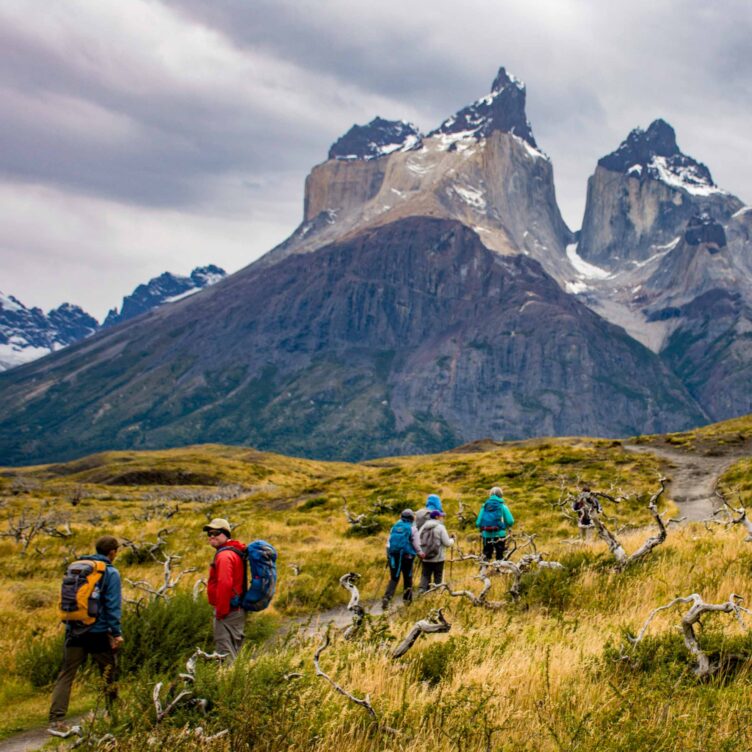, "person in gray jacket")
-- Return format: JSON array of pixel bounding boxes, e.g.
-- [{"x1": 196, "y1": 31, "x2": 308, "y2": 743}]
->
[{"x1": 418, "y1": 510, "x2": 455, "y2": 593}]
